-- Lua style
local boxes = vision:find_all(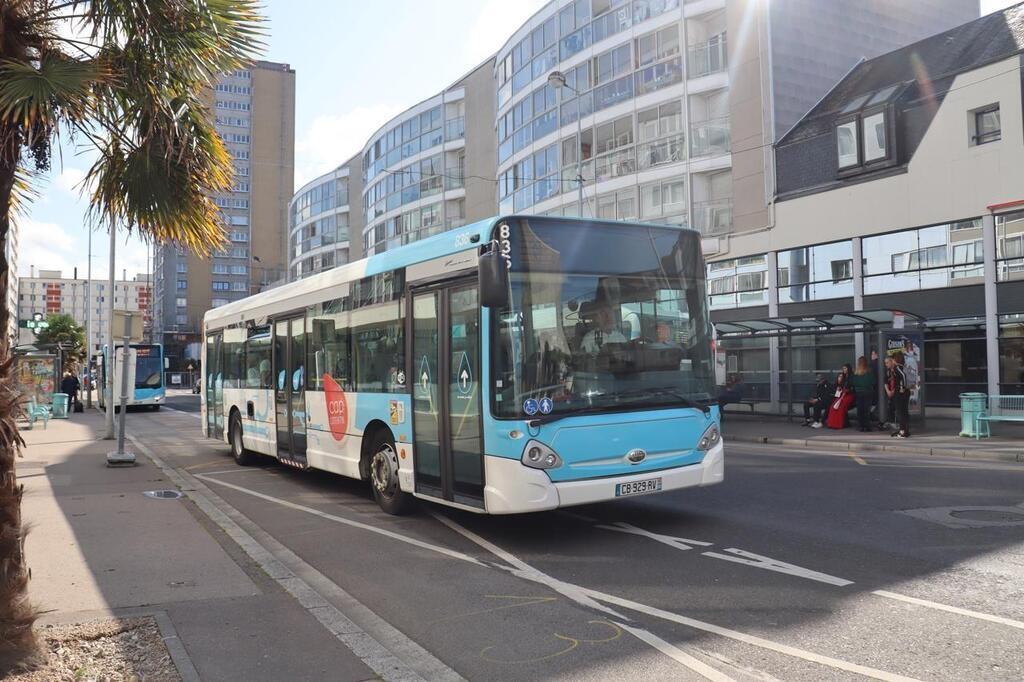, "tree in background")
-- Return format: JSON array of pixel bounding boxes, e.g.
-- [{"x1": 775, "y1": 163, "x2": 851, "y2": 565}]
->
[
  {"x1": 35, "y1": 314, "x2": 86, "y2": 370},
  {"x1": 0, "y1": 1, "x2": 263, "y2": 672}
]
